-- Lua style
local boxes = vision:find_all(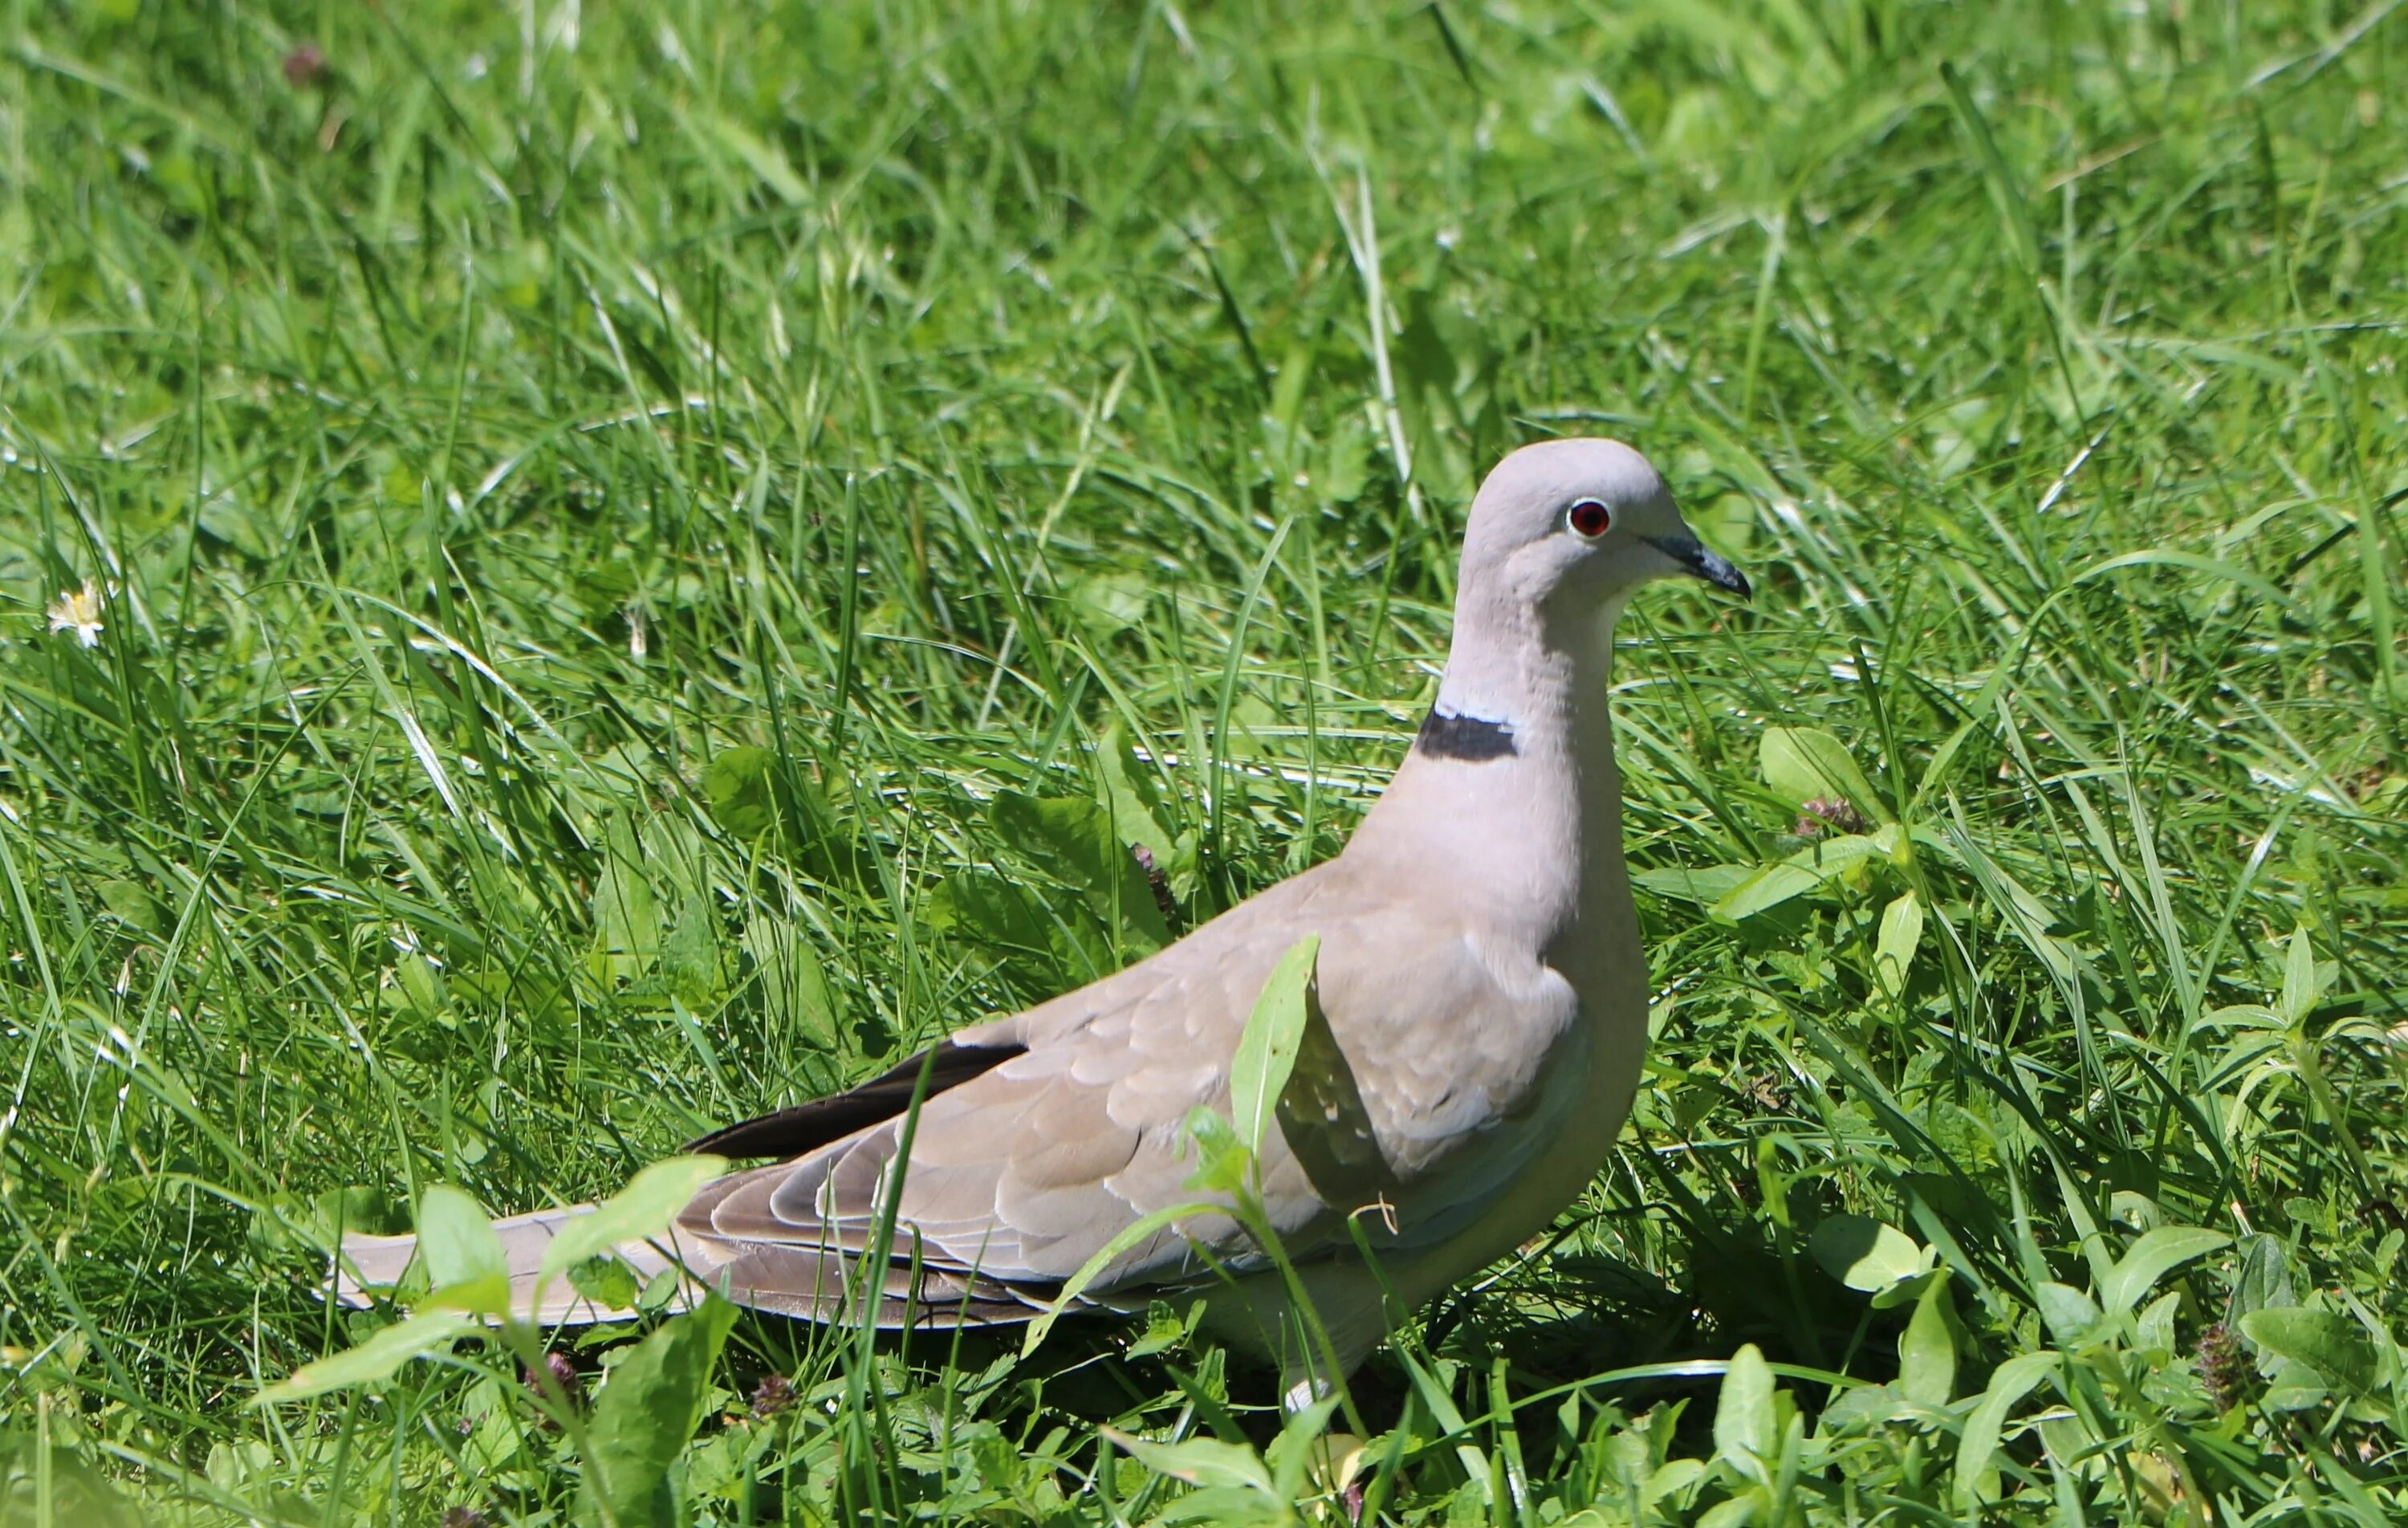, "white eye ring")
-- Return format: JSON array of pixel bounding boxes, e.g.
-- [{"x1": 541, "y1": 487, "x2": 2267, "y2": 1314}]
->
[{"x1": 1567, "y1": 498, "x2": 1613, "y2": 538}]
